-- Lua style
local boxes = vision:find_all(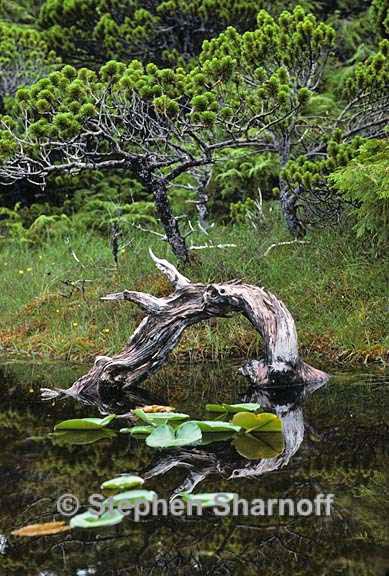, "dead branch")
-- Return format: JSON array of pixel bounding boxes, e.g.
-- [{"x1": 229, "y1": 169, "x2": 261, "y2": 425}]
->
[{"x1": 41, "y1": 250, "x2": 328, "y2": 402}]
